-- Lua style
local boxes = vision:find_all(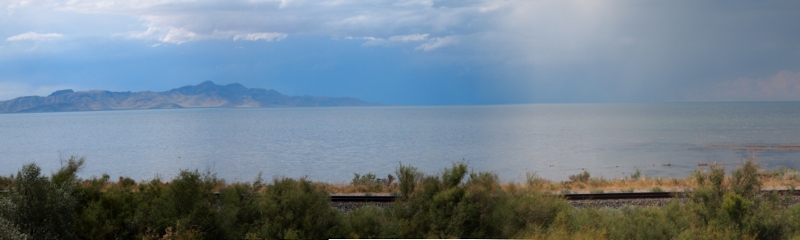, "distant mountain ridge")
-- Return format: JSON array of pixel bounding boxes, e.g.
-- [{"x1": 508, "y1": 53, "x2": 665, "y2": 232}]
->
[{"x1": 0, "y1": 81, "x2": 381, "y2": 113}]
